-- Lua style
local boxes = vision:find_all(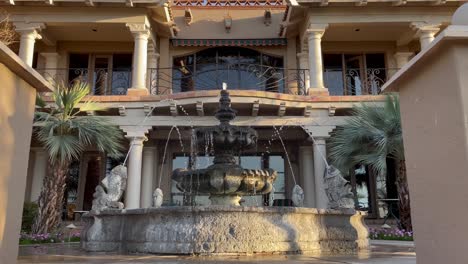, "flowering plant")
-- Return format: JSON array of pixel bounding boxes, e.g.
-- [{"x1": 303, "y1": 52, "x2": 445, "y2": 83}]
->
[
  {"x1": 19, "y1": 231, "x2": 81, "y2": 245},
  {"x1": 369, "y1": 227, "x2": 413, "y2": 241}
]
